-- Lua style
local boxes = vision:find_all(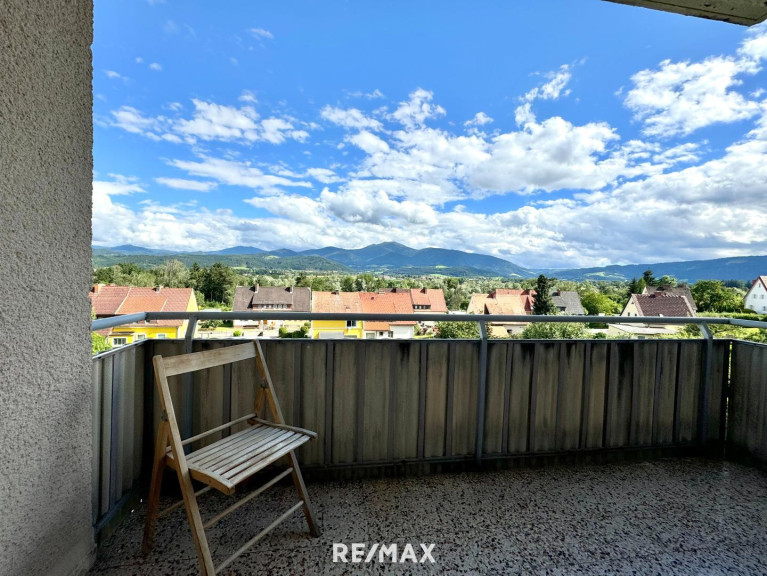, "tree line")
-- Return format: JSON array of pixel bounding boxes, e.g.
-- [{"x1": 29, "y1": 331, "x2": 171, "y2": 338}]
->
[{"x1": 93, "y1": 261, "x2": 751, "y2": 315}]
